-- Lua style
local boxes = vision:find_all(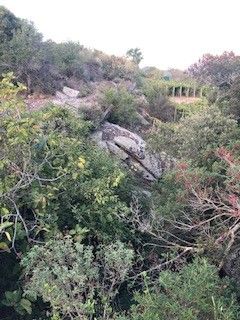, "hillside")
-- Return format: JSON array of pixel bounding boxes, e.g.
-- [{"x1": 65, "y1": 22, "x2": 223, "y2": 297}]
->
[{"x1": 1, "y1": 5, "x2": 240, "y2": 320}]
